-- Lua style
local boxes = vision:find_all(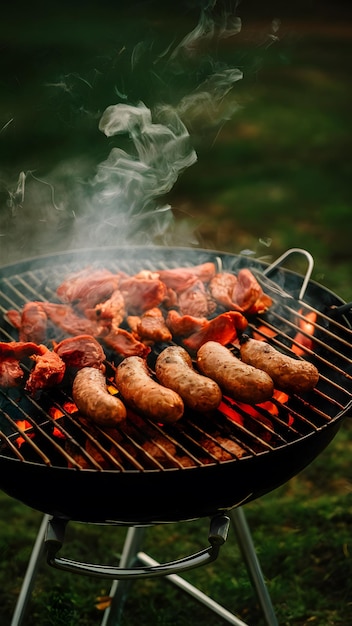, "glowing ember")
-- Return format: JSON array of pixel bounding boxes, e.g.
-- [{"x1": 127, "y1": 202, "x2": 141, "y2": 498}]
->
[
  {"x1": 62, "y1": 401, "x2": 78, "y2": 414},
  {"x1": 49, "y1": 407, "x2": 64, "y2": 420},
  {"x1": 221, "y1": 388, "x2": 293, "y2": 429},
  {"x1": 252, "y1": 325, "x2": 278, "y2": 341},
  {"x1": 107, "y1": 384, "x2": 119, "y2": 396},
  {"x1": 49, "y1": 401, "x2": 78, "y2": 420},
  {"x1": 52, "y1": 427, "x2": 65, "y2": 439},
  {"x1": 15, "y1": 420, "x2": 34, "y2": 447},
  {"x1": 292, "y1": 309, "x2": 317, "y2": 356}
]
